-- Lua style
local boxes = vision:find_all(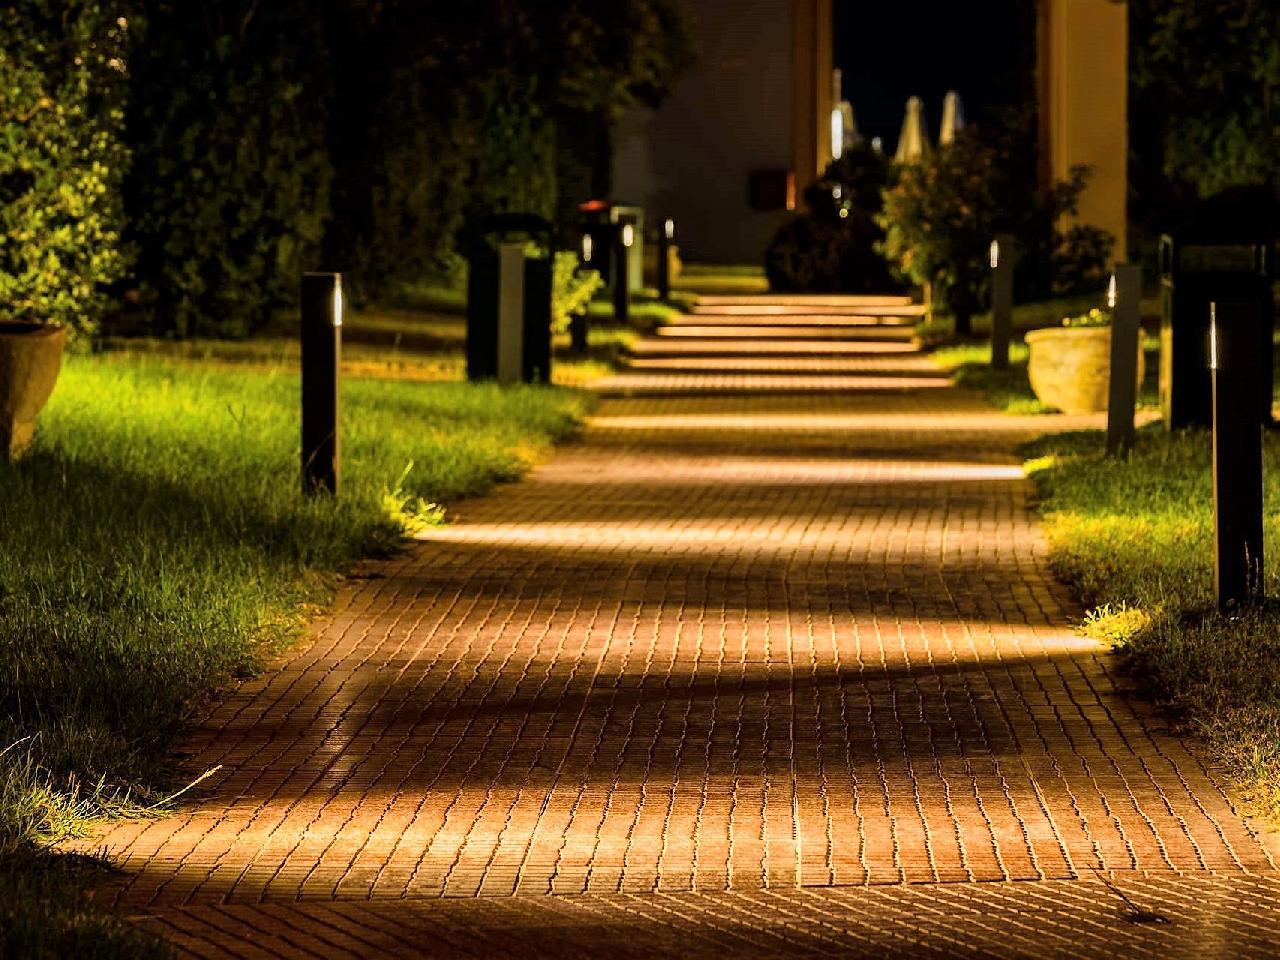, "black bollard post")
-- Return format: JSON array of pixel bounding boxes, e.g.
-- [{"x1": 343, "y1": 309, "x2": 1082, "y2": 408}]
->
[
  {"x1": 613, "y1": 223, "x2": 633, "y2": 323},
  {"x1": 1211, "y1": 300, "x2": 1266, "y2": 613},
  {"x1": 1106, "y1": 264, "x2": 1143, "y2": 457},
  {"x1": 989, "y1": 234, "x2": 1015, "y2": 369},
  {"x1": 301, "y1": 272, "x2": 342, "y2": 496},
  {"x1": 569, "y1": 313, "x2": 588, "y2": 354},
  {"x1": 657, "y1": 218, "x2": 674, "y2": 302}
]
